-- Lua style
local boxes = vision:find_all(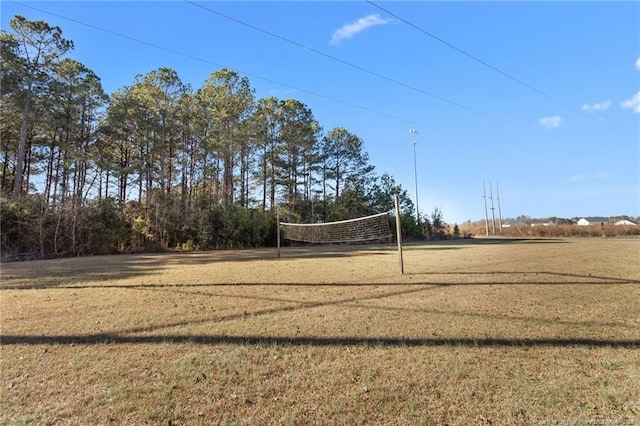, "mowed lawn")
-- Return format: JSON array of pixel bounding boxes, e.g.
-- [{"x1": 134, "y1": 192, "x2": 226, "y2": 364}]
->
[{"x1": 1, "y1": 238, "x2": 639, "y2": 425}]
